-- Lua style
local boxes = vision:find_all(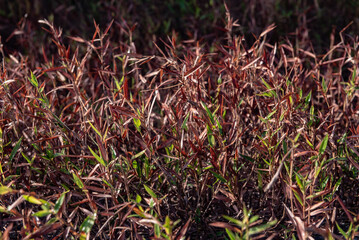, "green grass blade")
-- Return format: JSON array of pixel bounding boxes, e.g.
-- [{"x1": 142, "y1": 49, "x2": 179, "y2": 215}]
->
[
  {"x1": 181, "y1": 112, "x2": 190, "y2": 130},
  {"x1": 223, "y1": 215, "x2": 244, "y2": 228},
  {"x1": 133, "y1": 118, "x2": 141, "y2": 132},
  {"x1": 260, "y1": 77, "x2": 277, "y2": 98},
  {"x1": 9, "y1": 137, "x2": 22, "y2": 162},
  {"x1": 32, "y1": 209, "x2": 52, "y2": 217},
  {"x1": 318, "y1": 134, "x2": 328, "y2": 155},
  {"x1": 79, "y1": 213, "x2": 97, "y2": 239},
  {"x1": 225, "y1": 228, "x2": 237, "y2": 240},
  {"x1": 0, "y1": 186, "x2": 13, "y2": 195},
  {"x1": 144, "y1": 184, "x2": 157, "y2": 199},
  {"x1": 248, "y1": 220, "x2": 277, "y2": 236},
  {"x1": 54, "y1": 191, "x2": 67, "y2": 214},
  {"x1": 304, "y1": 91, "x2": 311, "y2": 106},
  {"x1": 132, "y1": 149, "x2": 147, "y2": 159},
  {"x1": 210, "y1": 170, "x2": 226, "y2": 183},
  {"x1": 88, "y1": 121, "x2": 102, "y2": 139},
  {"x1": 22, "y1": 195, "x2": 43, "y2": 205},
  {"x1": 335, "y1": 222, "x2": 348, "y2": 238},
  {"x1": 321, "y1": 77, "x2": 327, "y2": 93},
  {"x1": 29, "y1": 71, "x2": 39, "y2": 88},
  {"x1": 72, "y1": 171, "x2": 84, "y2": 189},
  {"x1": 207, "y1": 124, "x2": 215, "y2": 147},
  {"x1": 88, "y1": 146, "x2": 107, "y2": 167},
  {"x1": 201, "y1": 101, "x2": 215, "y2": 125}
]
